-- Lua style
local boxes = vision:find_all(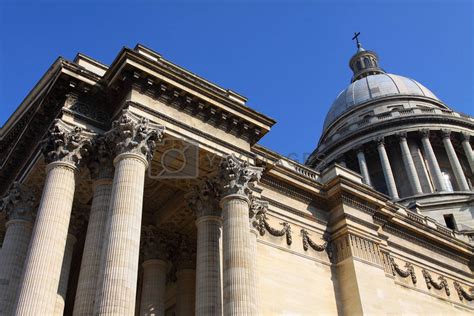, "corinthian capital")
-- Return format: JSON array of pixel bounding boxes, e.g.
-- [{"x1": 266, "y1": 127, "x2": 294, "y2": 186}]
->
[
  {"x1": 187, "y1": 178, "x2": 221, "y2": 218},
  {"x1": 105, "y1": 110, "x2": 165, "y2": 162},
  {"x1": 0, "y1": 182, "x2": 35, "y2": 222},
  {"x1": 217, "y1": 154, "x2": 263, "y2": 199},
  {"x1": 88, "y1": 136, "x2": 114, "y2": 180},
  {"x1": 42, "y1": 120, "x2": 94, "y2": 167},
  {"x1": 141, "y1": 225, "x2": 169, "y2": 261}
]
